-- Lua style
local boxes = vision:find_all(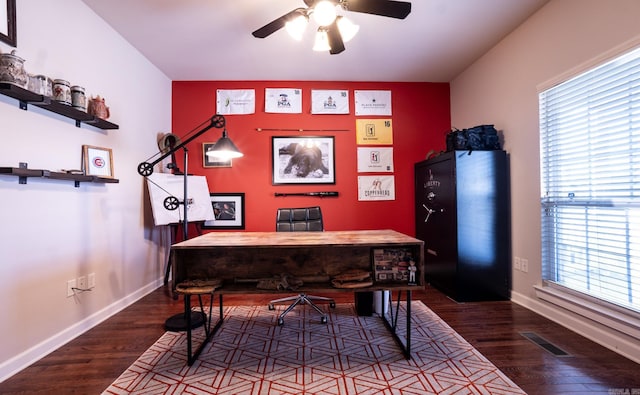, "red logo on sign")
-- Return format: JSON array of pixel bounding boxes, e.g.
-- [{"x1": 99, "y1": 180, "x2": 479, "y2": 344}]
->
[{"x1": 93, "y1": 157, "x2": 105, "y2": 168}]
